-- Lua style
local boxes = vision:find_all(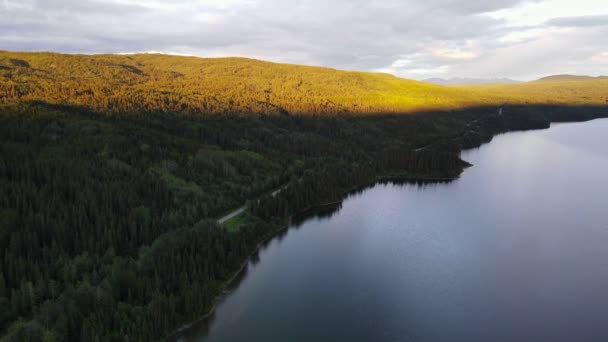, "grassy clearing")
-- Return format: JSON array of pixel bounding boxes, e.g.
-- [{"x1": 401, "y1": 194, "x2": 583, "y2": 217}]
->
[{"x1": 222, "y1": 212, "x2": 247, "y2": 233}]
